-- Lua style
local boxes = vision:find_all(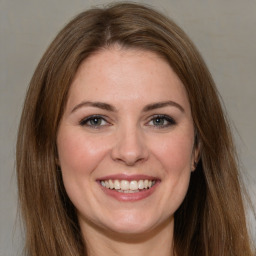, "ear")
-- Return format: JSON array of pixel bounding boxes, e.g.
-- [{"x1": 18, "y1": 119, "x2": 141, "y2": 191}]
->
[
  {"x1": 54, "y1": 145, "x2": 61, "y2": 168},
  {"x1": 191, "y1": 134, "x2": 201, "y2": 172},
  {"x1": 55, "y1": 156, "x2": 60, "y2": 166}
]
